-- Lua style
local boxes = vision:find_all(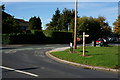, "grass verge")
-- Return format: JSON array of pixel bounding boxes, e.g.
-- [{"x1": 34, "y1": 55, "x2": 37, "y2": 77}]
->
[{"x1": 51, "y1": 46, "x2": 119, "y2": 69}]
